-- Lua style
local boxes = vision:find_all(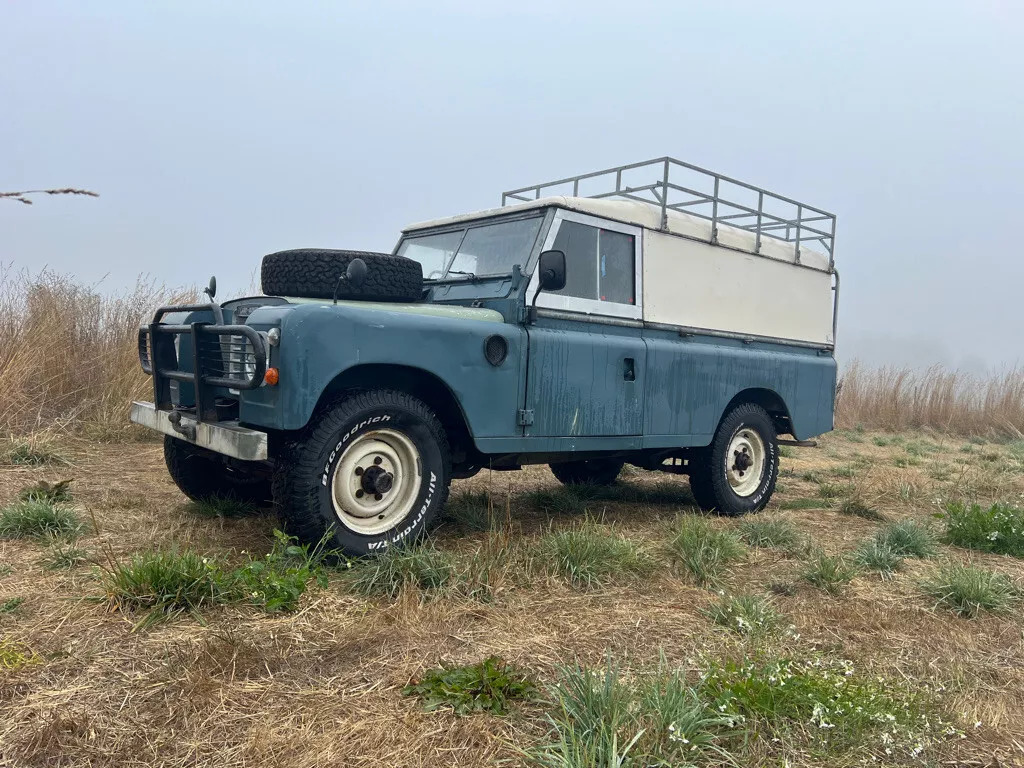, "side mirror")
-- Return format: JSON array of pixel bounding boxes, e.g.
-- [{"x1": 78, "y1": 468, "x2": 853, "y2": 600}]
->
[
  {"x1": 203, "y1": 275, "x2": 217, "y2": 300},
  {"x1": 346, "y1": 257, "x2": 368, "y2": 289},
  {"x1": 529, "y1": 250, "x2": 567, "y2": 323},
  {"x1": 537, "y1": 250, "x2": 566, "y2": 292}
]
